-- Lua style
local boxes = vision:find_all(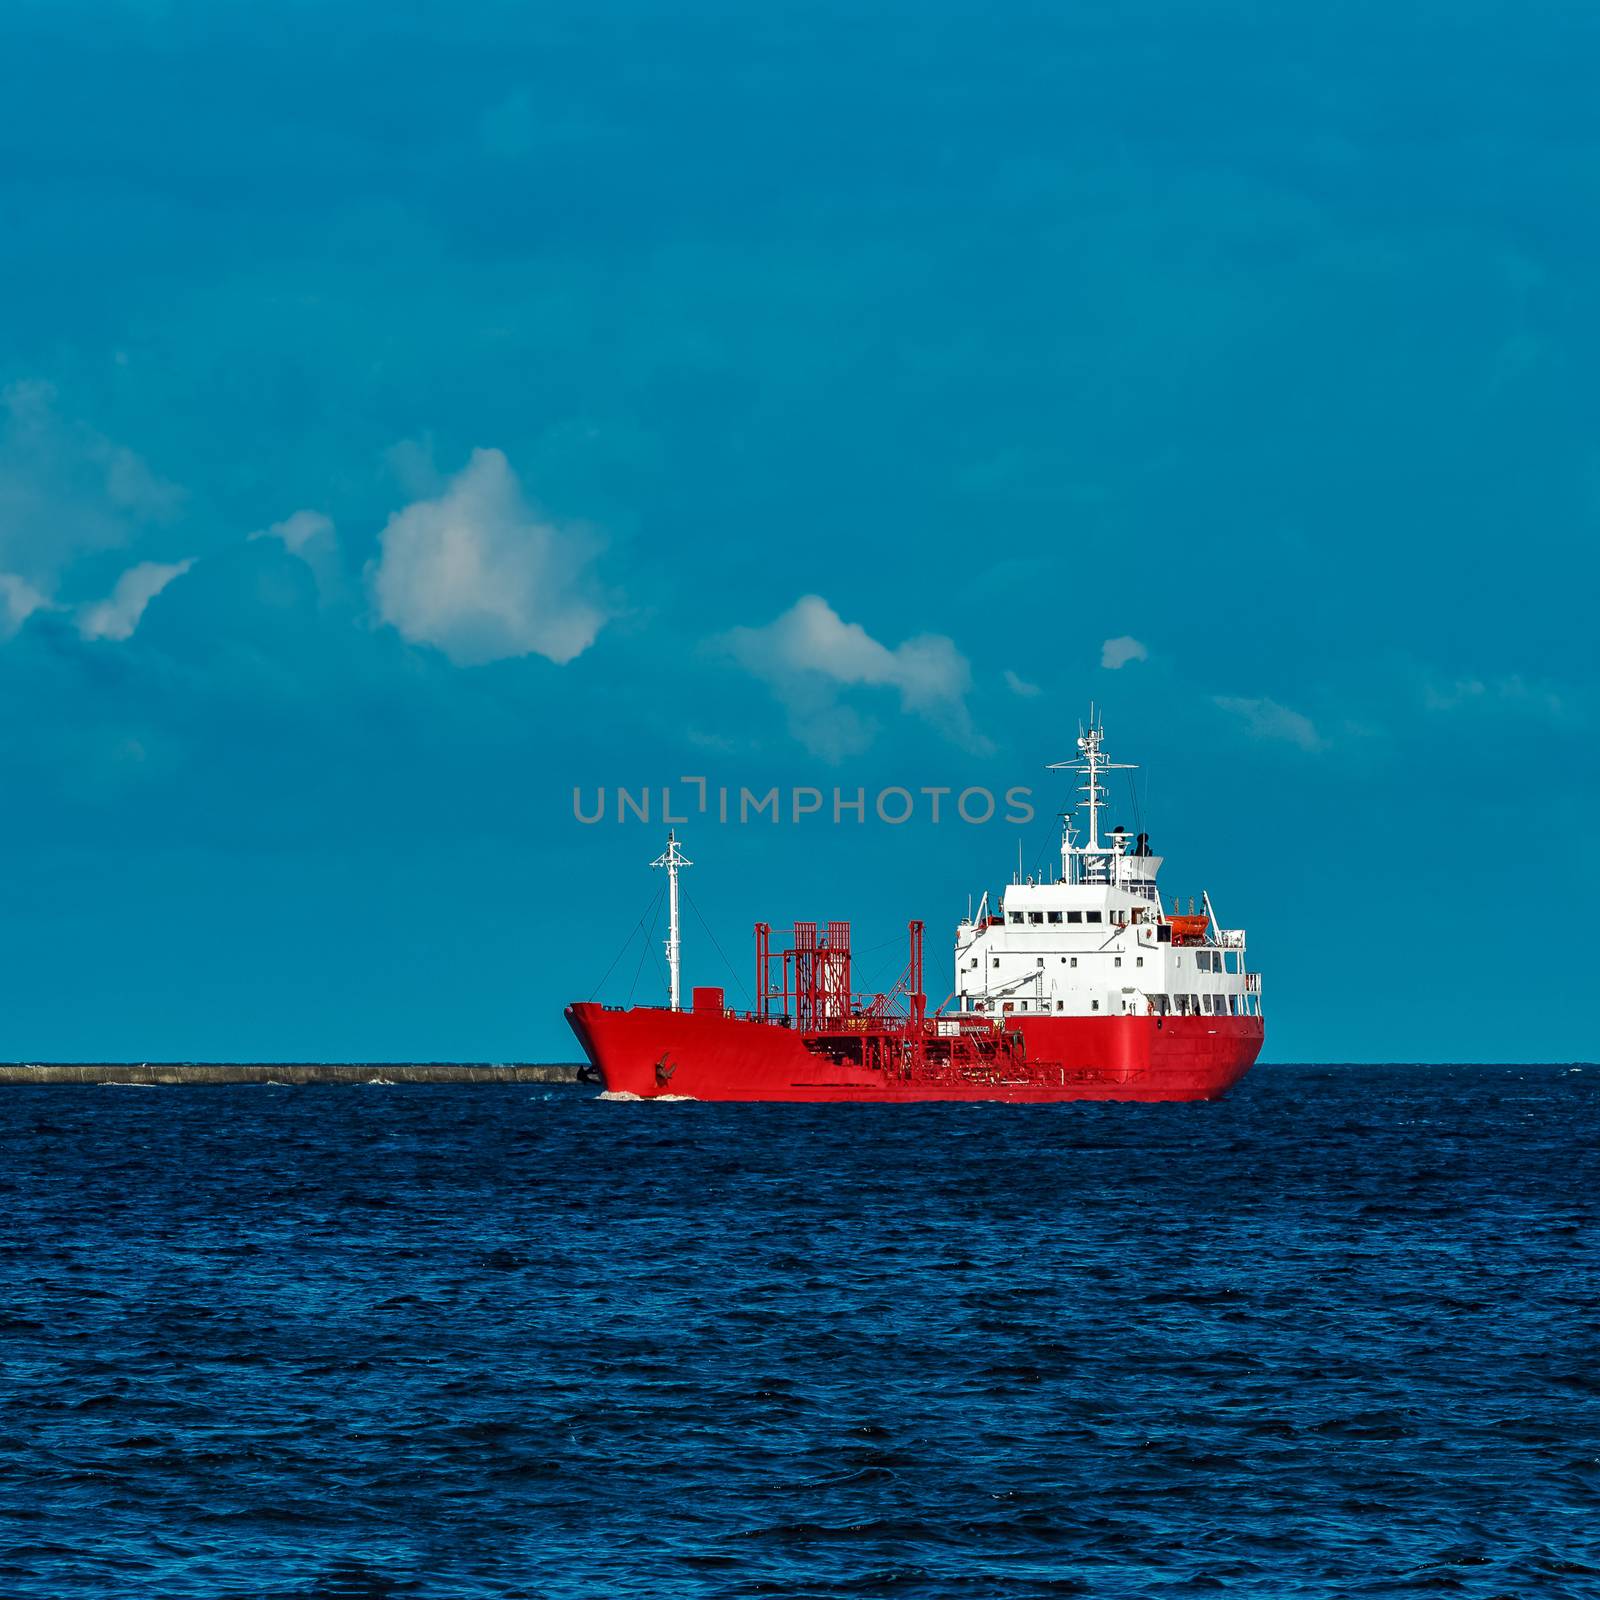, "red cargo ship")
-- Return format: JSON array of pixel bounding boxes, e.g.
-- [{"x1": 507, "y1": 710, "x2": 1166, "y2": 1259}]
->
[{"x1": 566, "y1": 716, "x2": 1263, "y2": 1101}]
